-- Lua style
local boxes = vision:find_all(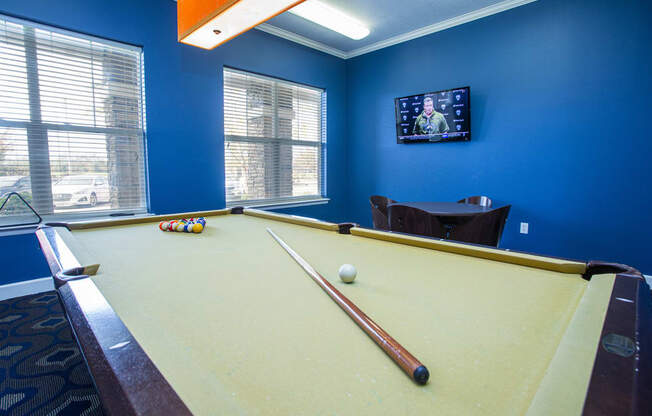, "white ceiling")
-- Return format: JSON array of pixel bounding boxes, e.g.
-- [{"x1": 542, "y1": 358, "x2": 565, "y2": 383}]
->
[
  {"x1": 174, "y1": 0, "x2": 536, "y2": 59},
  {"x1": 259, "y1": 0, "x2": 536, "y2": 59},
  {"x1": 171, "y1": 0, "x2": 537, "y2": 59}
]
